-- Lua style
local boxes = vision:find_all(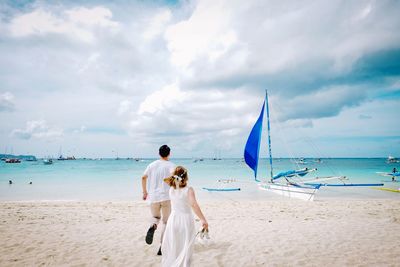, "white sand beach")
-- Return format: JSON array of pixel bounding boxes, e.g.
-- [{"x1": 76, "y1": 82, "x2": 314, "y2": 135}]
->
[{"x1": 1, "y1": 200, "x2": 399, "y2": 267}]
